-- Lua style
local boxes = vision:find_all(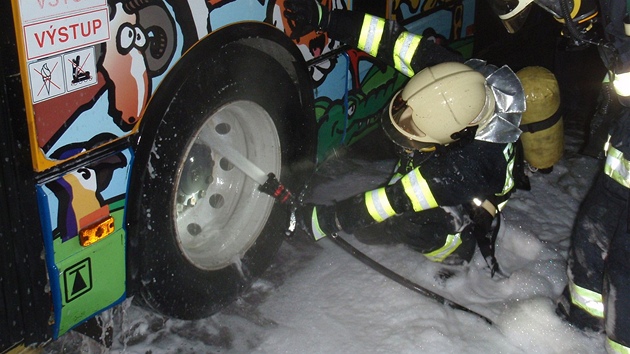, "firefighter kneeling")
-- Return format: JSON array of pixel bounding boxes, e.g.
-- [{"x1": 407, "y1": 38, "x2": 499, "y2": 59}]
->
[
  {"x1": 298, "y1": 62, "x2": 525, "y2": 274},
  {"x1": 286, "y1": 1, "x2": 525, "y2": 274}
]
